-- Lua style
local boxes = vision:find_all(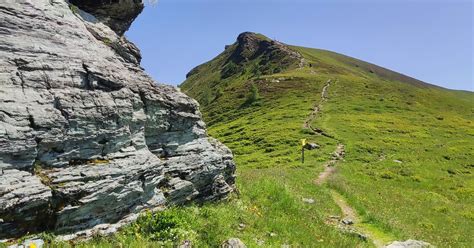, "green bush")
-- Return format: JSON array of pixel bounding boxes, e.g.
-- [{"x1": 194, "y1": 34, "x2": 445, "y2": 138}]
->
[
  {"x1": 221, "y1": 62, "x2": 243, "y2": 79},
  {"x1": 380, "y1": 171, "x2": 396, "y2": 179},
  {"x1": 122, "y1": 210, "x2": 196, "y2": 245},
  {"x1": 200, "y1": 90, "x2": 212, "y2": 106},
  {"x1": 215, "y1": 88, "x2": 224, "y2": 99},
  {"x1": 243, "y1": 84, "x2": 260, "y2": 106}
]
